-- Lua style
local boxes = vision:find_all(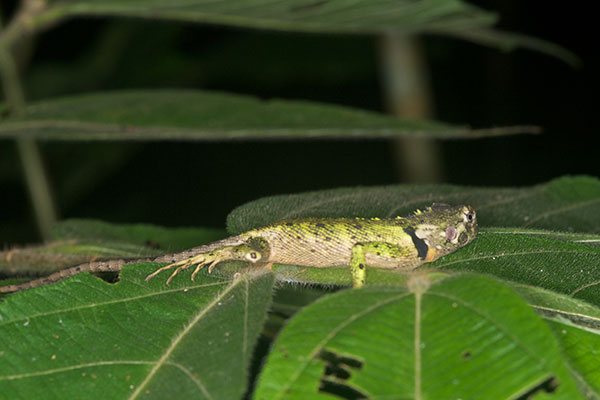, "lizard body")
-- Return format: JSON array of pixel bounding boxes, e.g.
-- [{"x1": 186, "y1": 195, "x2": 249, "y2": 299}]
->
[
  {"x1": 0, "y1": 204, "x2": 477, "y2": 293},
  {"x1": 147, "y1": 204, "x2": 477, "y2": 287}
]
